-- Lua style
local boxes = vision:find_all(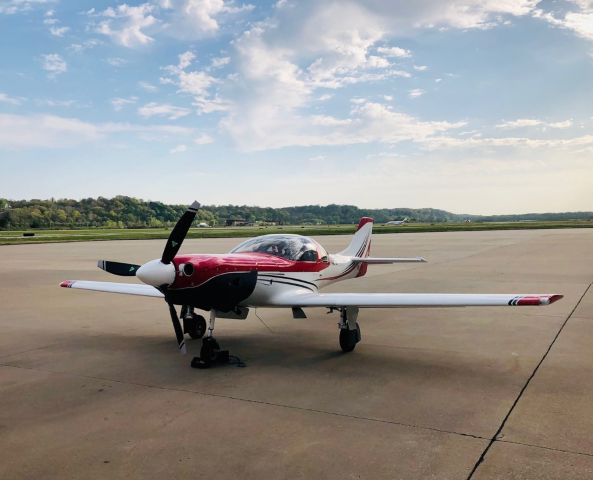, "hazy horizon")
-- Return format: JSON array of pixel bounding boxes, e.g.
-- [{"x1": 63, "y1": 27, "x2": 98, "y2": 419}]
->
[{"x1": 3, "y1": 195, "x2": 592, "y2": 217}]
